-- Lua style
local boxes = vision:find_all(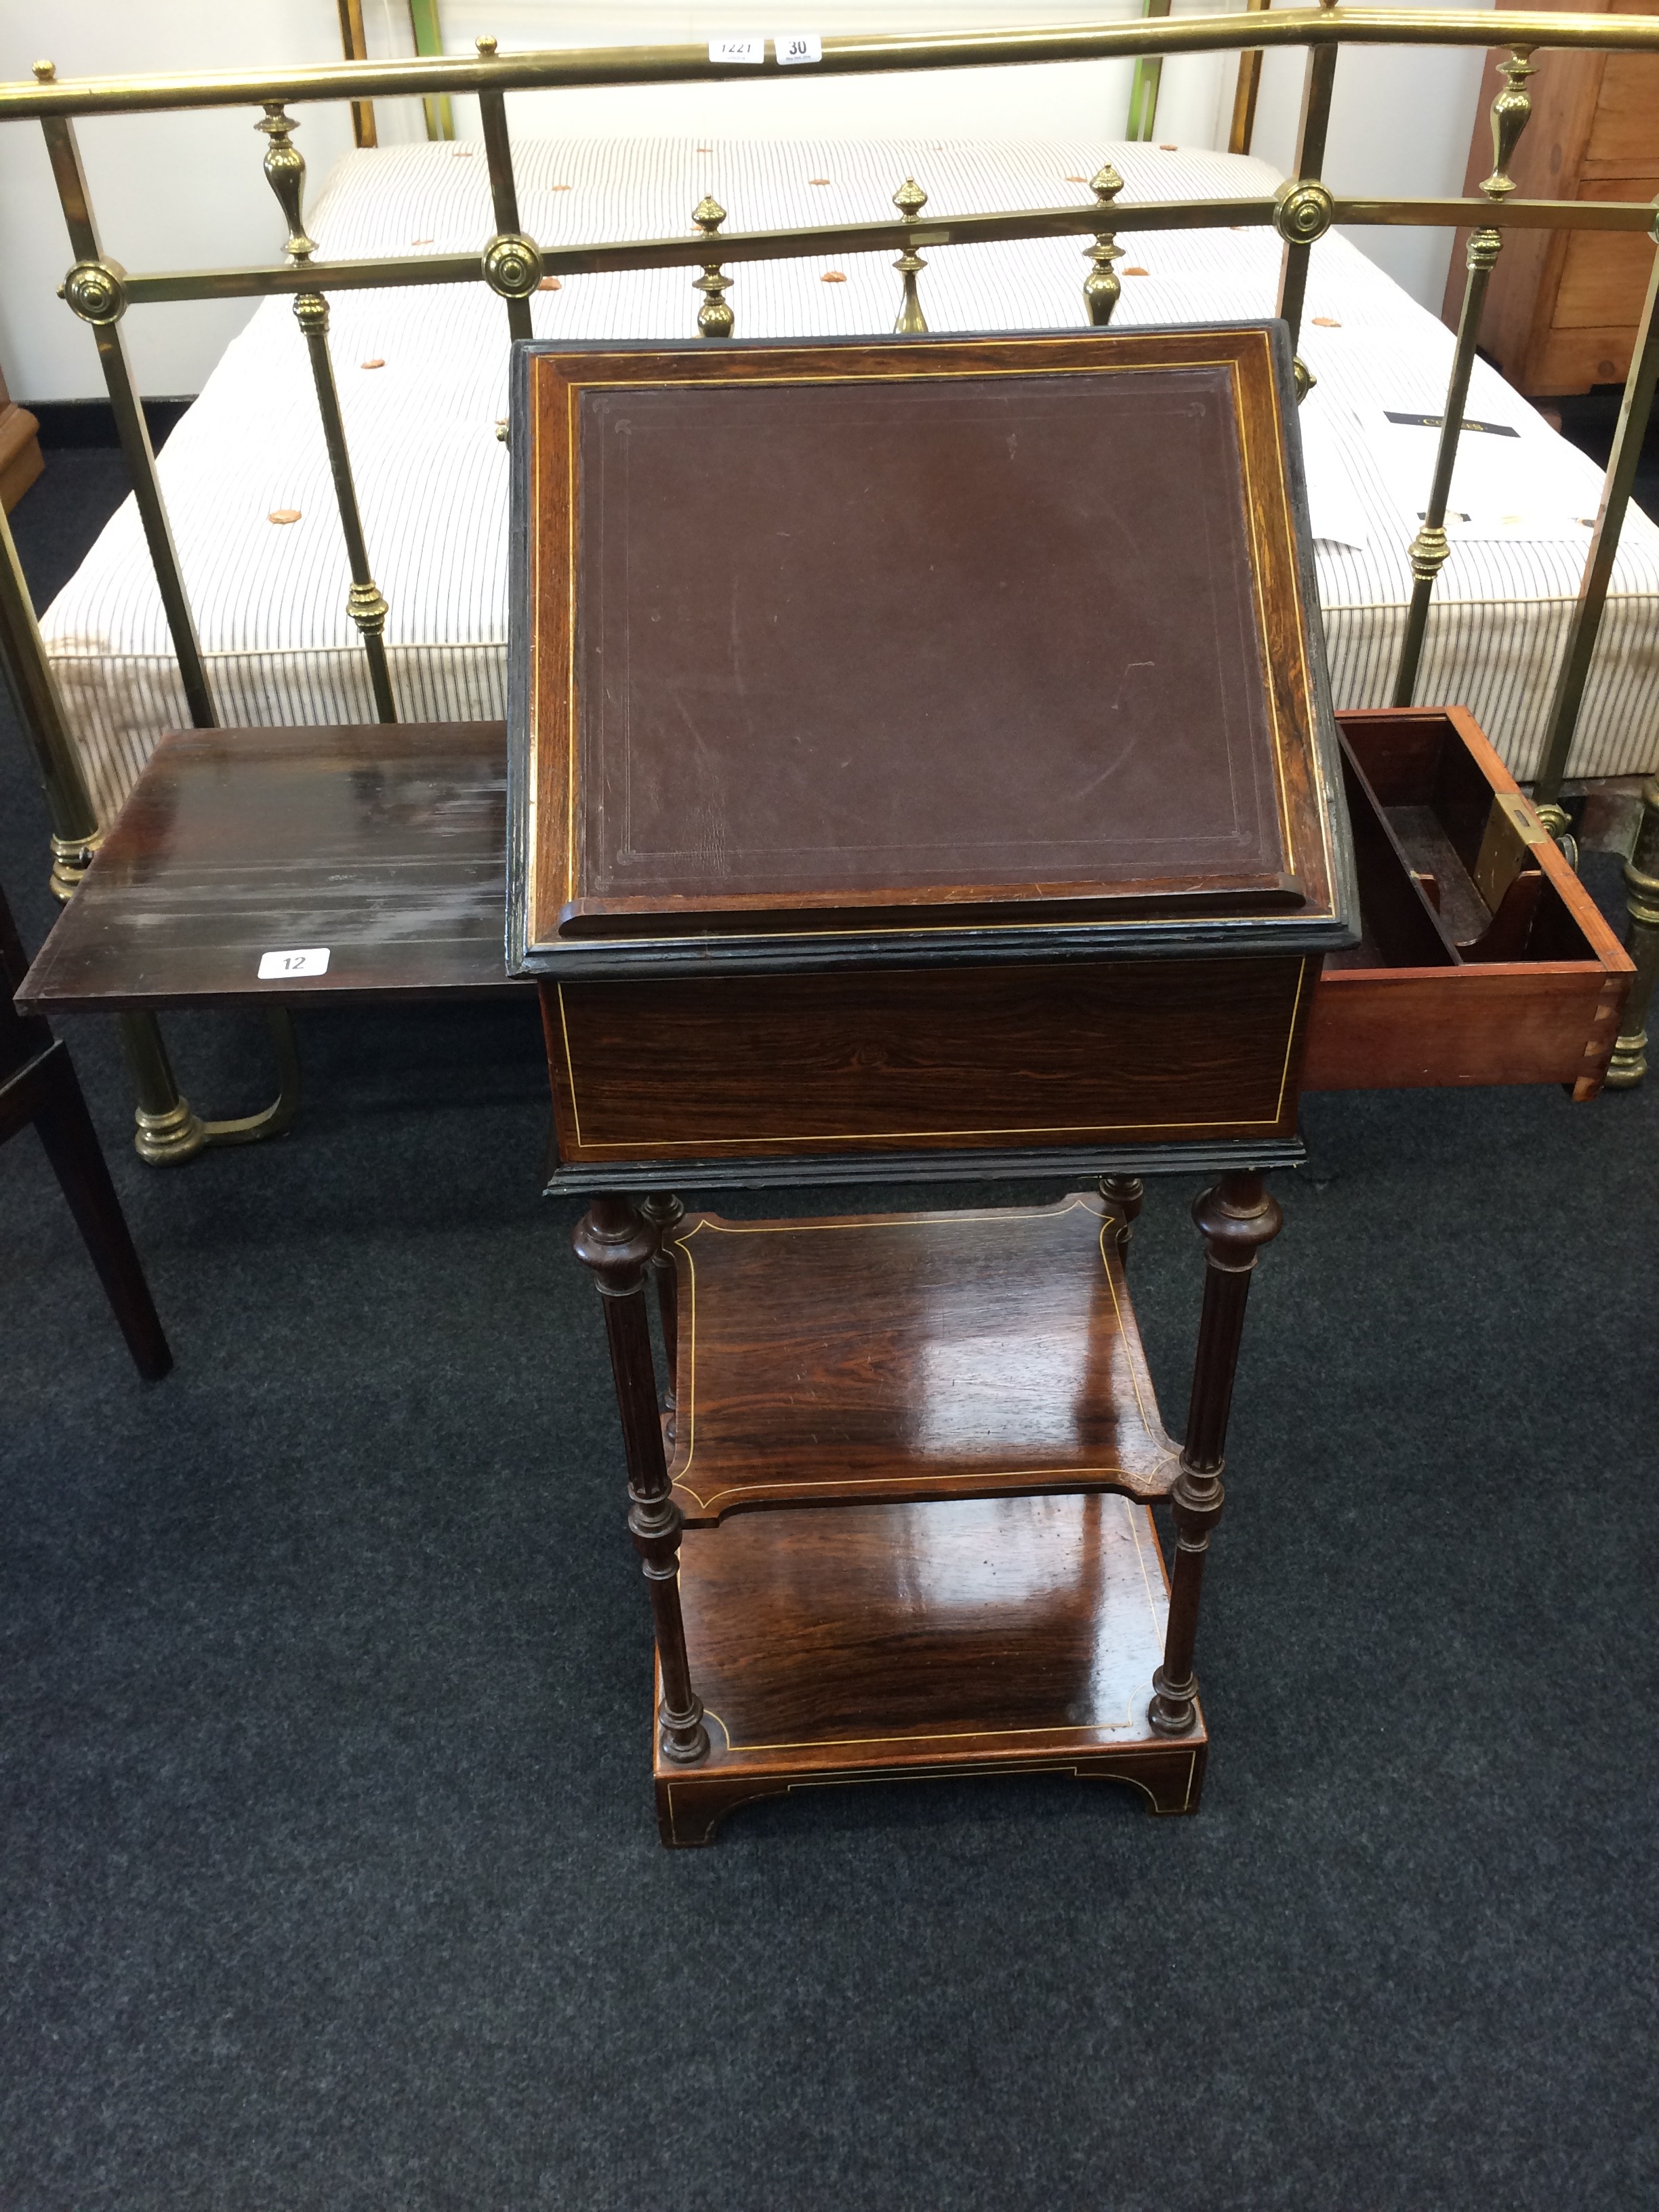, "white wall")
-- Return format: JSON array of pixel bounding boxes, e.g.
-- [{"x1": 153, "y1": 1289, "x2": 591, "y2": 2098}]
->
[
  {"x1": 0, "y1": 0, "x2": 1492, "y2": 403},
  {"x1": 362, "y1": 0, "x2": 1229, "y2": 152},
  {"x1": 0, "y1": 0, "x2": 354, "y2": 402},
  {"x1": 1250, "y1": 0, "x2": 1493, "y2": 315}
]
